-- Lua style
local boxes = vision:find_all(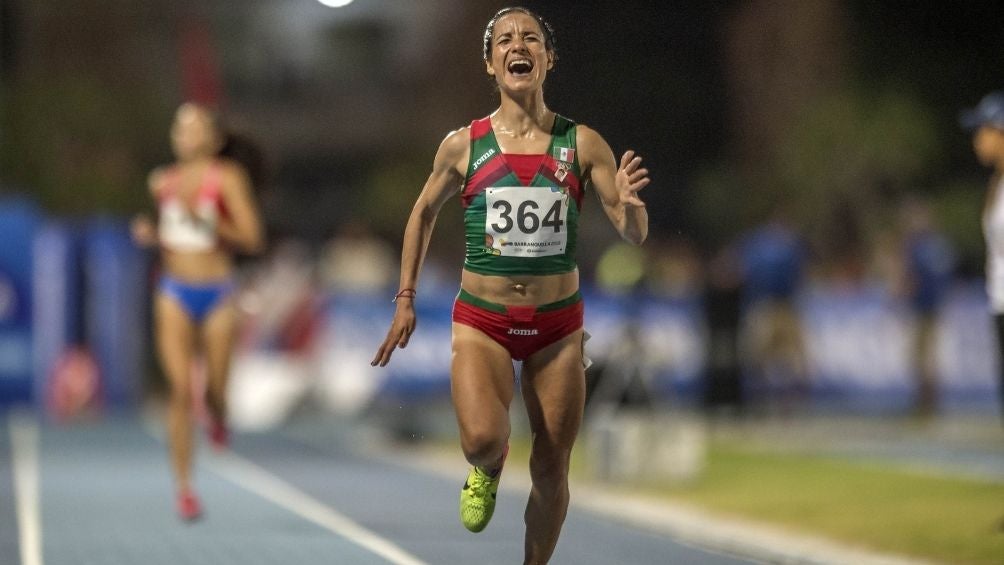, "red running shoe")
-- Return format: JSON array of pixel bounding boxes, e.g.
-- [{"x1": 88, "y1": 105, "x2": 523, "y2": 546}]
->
[
  {"x1": 177, "y1": 490, "x2": 202, "y2": 522},
  {"x1": 208, "y1": 418, "x2": 229, "y2": 451}
]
